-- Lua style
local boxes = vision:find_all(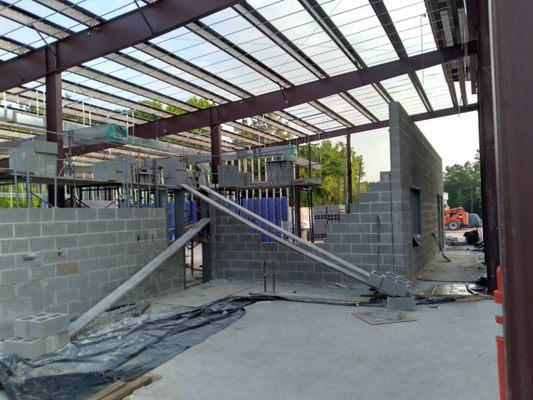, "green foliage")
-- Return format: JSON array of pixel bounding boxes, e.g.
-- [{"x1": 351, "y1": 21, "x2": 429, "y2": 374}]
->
[
  {"x1": 0, "y1": 184, "x2": 41, "y2": 208},
  {"x1": 443, "y1": 151, "x2": 482, "y2": 215},
  {"x1": 297, "y1": 140, "x2": 366, "y2": 206},
  {"x1": 232, "y1": 114, "x2": 290, "y2": 147},
  {"x1": 132, "y1": 100, "x2": 163, "y2": 121},
  {"x1": 133, "y1": 98, "x2": 211, "y2": 135}
]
